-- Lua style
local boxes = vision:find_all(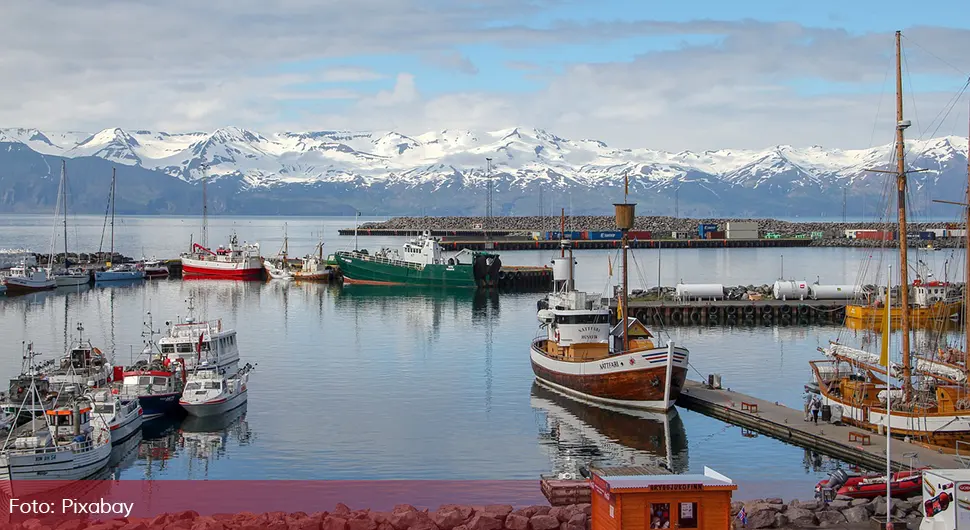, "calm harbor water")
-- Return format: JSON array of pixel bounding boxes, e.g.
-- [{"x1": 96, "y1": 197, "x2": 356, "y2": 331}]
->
[{"x1": 0, "y1": 215, "x2": 966, "y2": 501}]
